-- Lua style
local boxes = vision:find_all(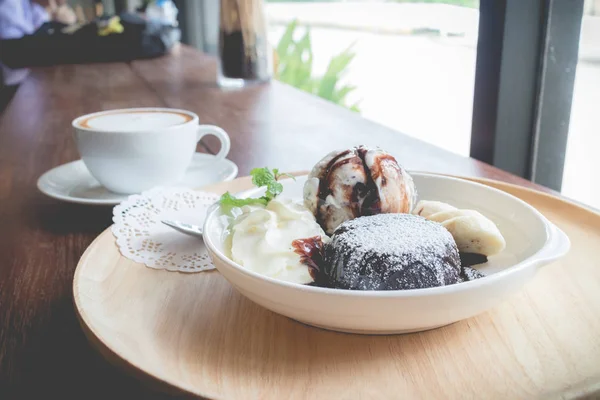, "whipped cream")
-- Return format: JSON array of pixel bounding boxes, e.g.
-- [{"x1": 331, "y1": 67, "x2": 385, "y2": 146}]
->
[{"x1": 228, "y1": 198, "x2": 328, "y2": 284}]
